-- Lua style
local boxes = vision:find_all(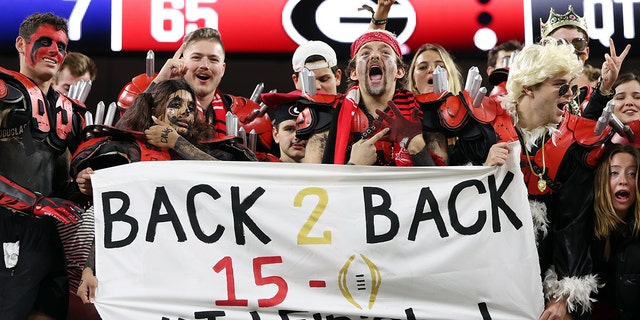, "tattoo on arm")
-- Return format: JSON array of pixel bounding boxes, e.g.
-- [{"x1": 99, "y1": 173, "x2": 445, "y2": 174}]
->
[
  {"x1": 173, "y1": 136, "x2": 218, "y2": 160},
  {"x1": 160, "y1": 127, "x2": 173, "y2": 144}
]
